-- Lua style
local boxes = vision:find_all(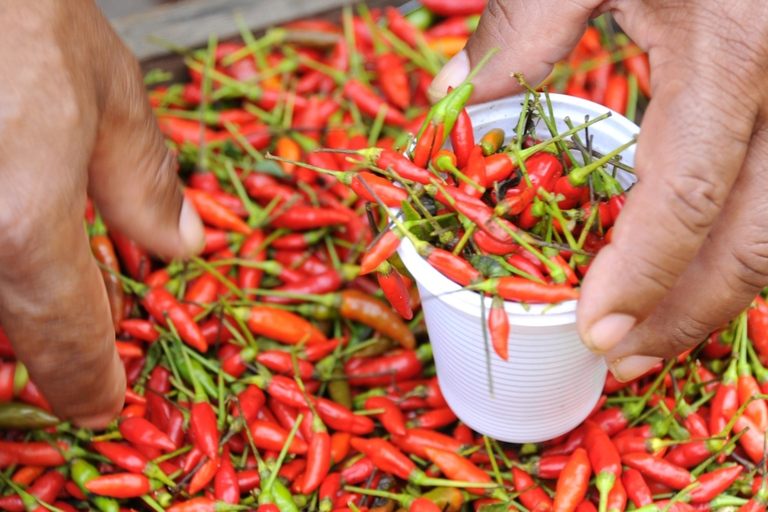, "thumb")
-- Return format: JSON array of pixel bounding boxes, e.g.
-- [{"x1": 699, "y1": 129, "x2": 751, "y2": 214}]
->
[
  {"x1": 428, "y1": 0, "x2": 603, "y2": 104},
  {"x1": 87, "y1": 27, "x2": 204, "y2": 259}
]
